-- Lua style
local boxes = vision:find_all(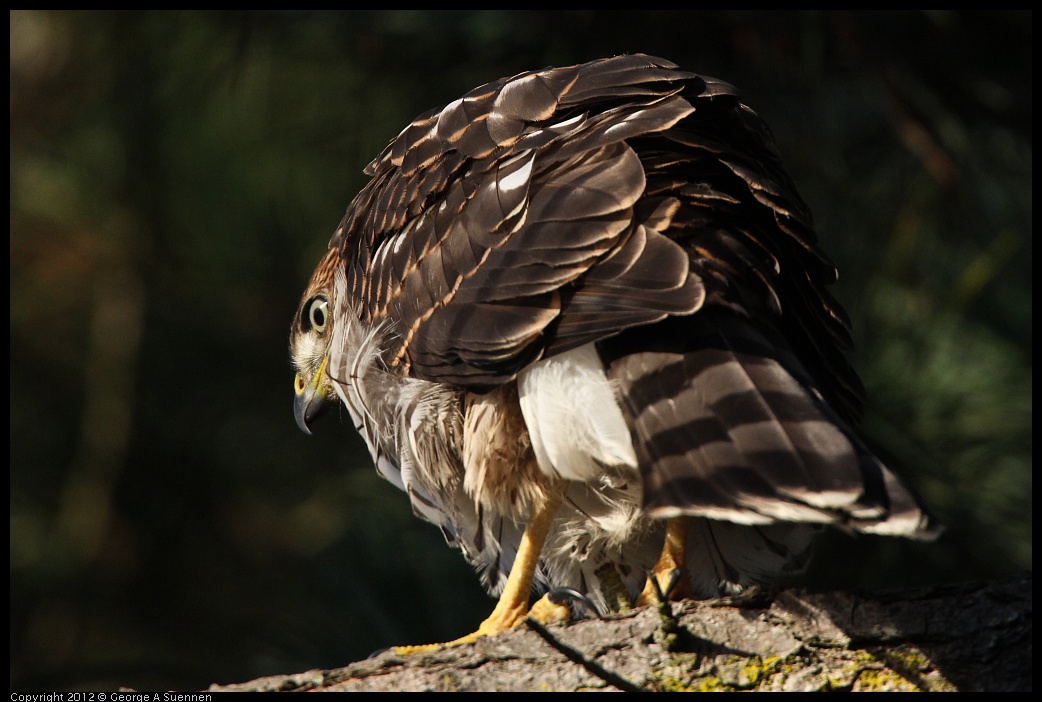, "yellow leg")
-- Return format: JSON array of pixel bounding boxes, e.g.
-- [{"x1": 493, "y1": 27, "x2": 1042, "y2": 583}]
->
[
  {"x1": 635, "y1": 516, "x2": 691, "y2": 608},
  {"x1": 394, "y1": 481, "x2": 568, "y2": 654}
]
